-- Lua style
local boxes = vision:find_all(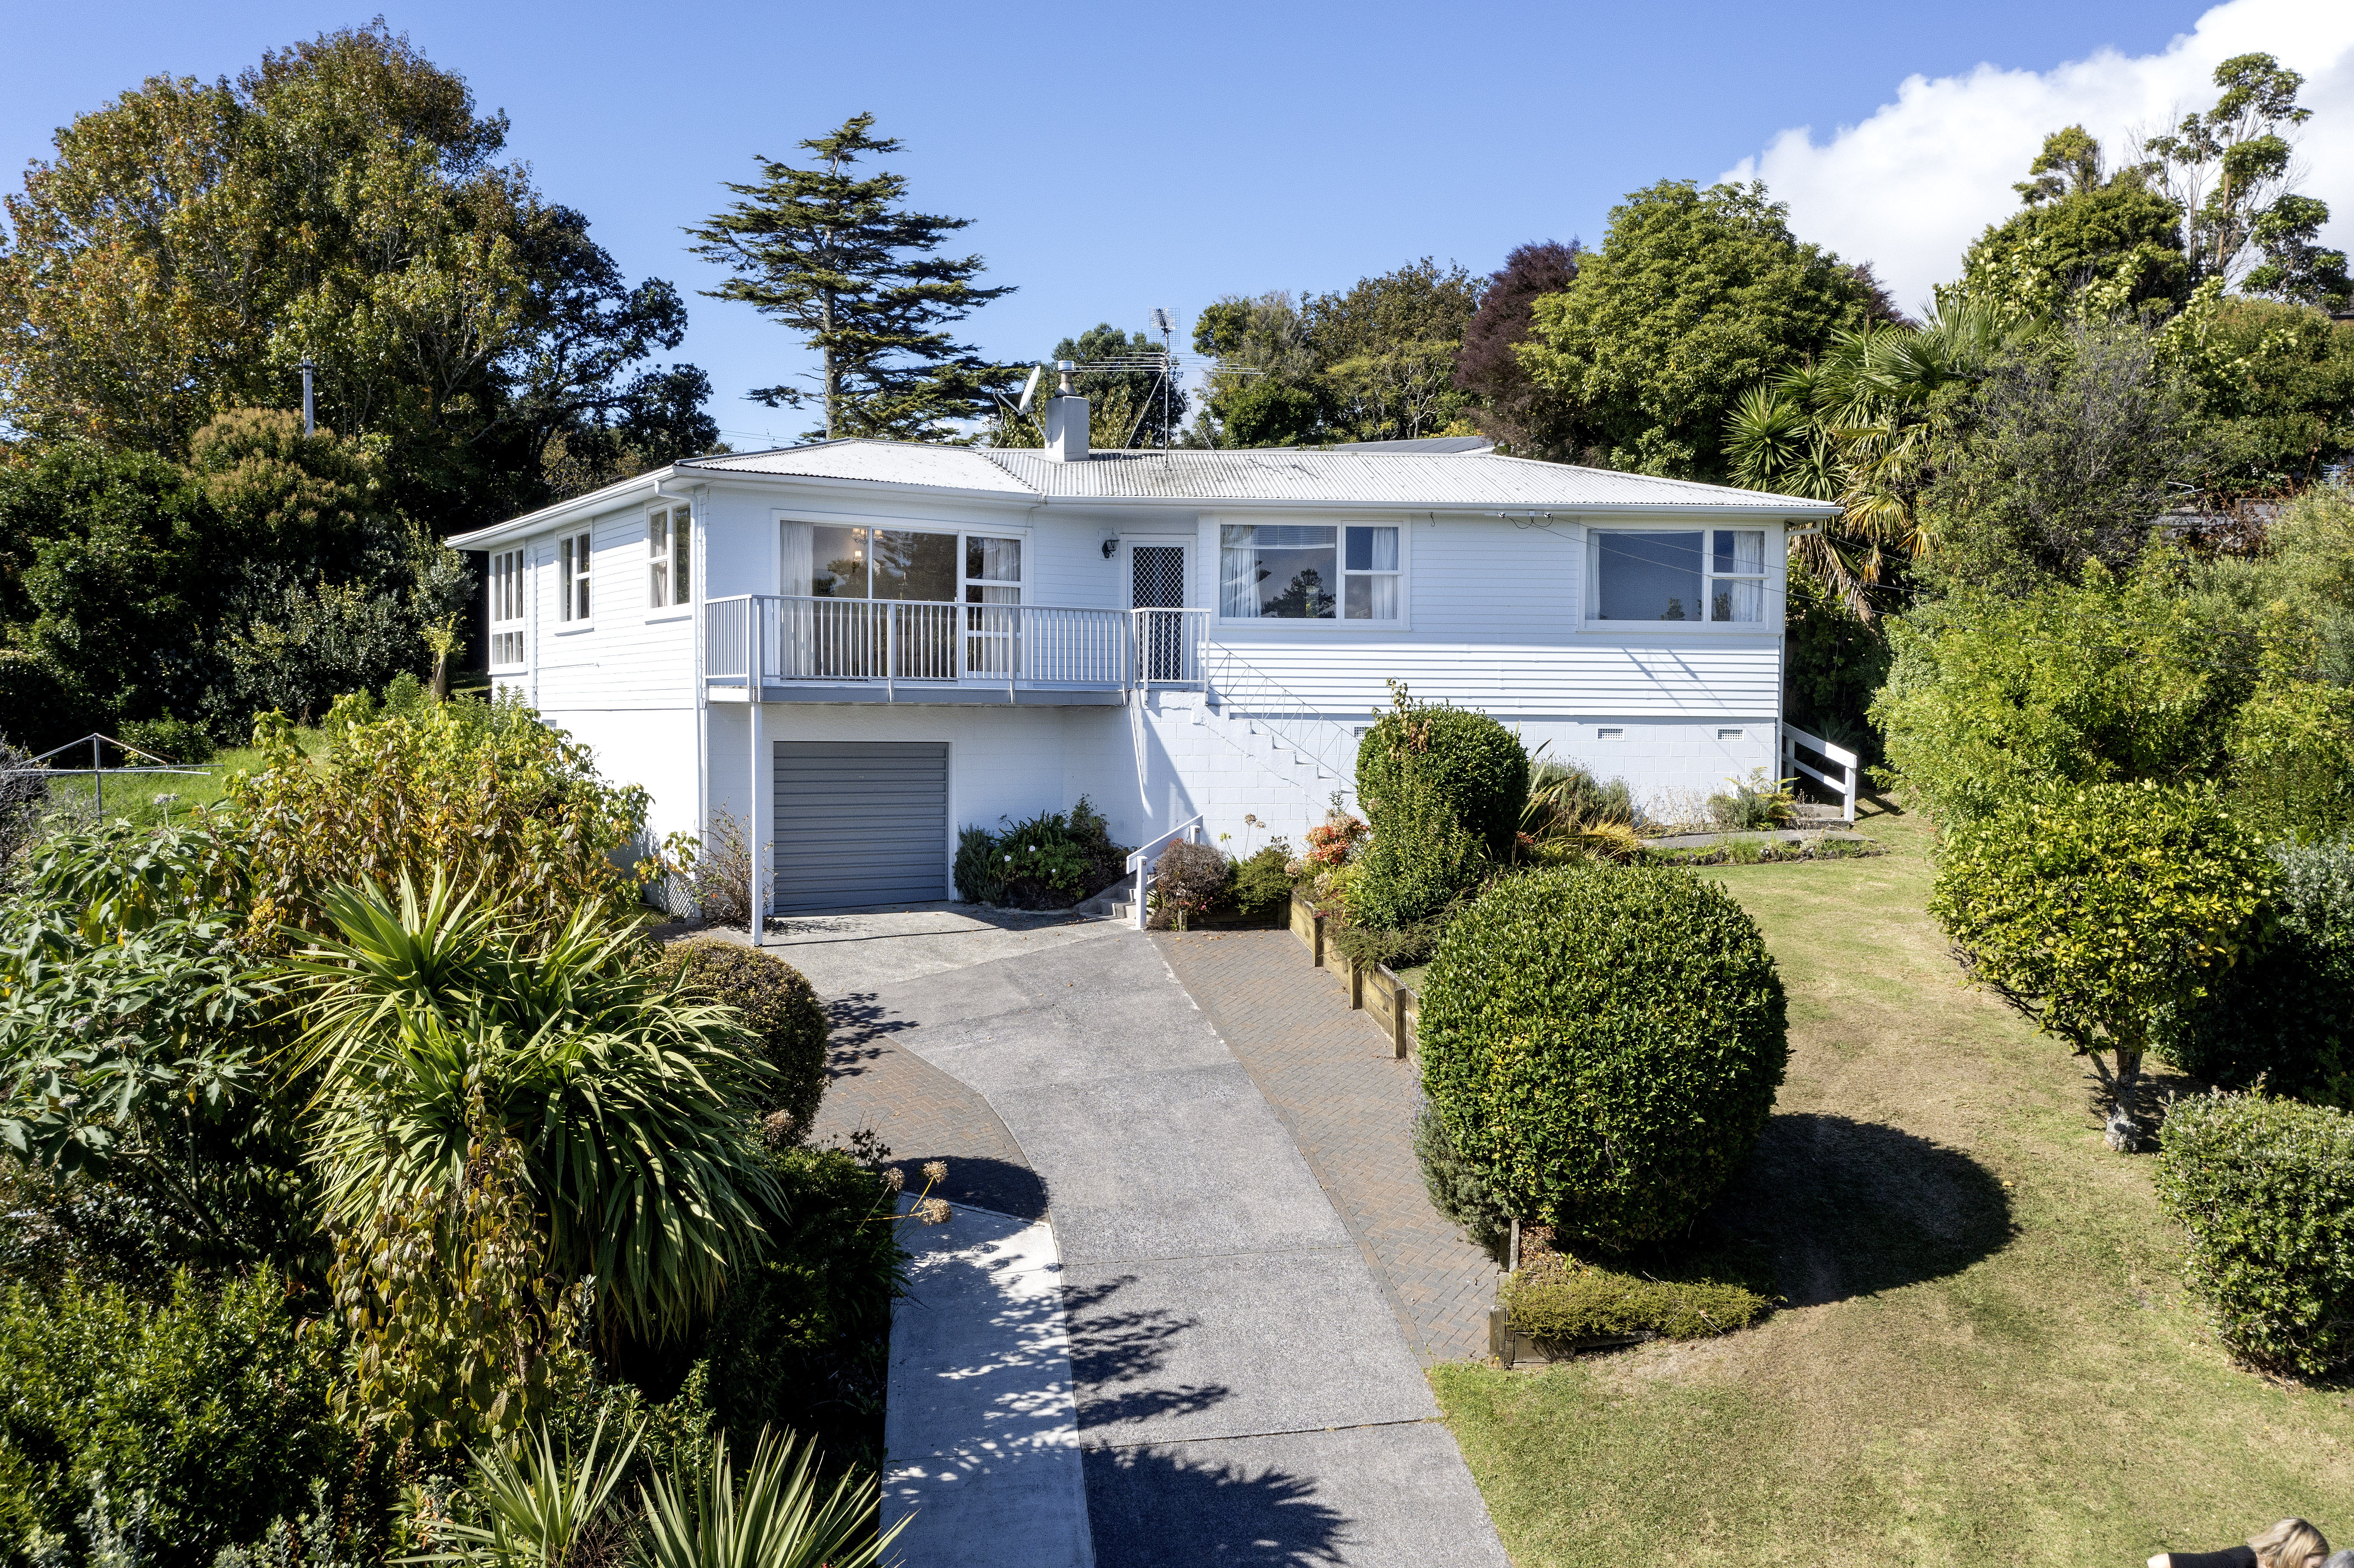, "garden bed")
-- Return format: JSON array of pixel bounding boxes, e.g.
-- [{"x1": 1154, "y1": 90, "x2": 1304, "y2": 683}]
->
[
  {"x1": 1638, "y1": 829, "x2": 1880, "y2": 867},
  {"x1": 1289, "y1": 888, "x2": 1420, "y2": 1059}
]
